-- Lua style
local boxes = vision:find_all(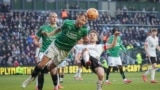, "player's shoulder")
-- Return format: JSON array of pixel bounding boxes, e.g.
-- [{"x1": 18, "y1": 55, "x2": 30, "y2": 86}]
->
[
  {"x1": 146, "y1": 36, "x2": 152, "y2": 40},
  {"x1": 63, "y1": 19, "x2": 74, "y2": 25},
  {"x1": 40, "y1": 24, "x2": 49, "y2": 29}
]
